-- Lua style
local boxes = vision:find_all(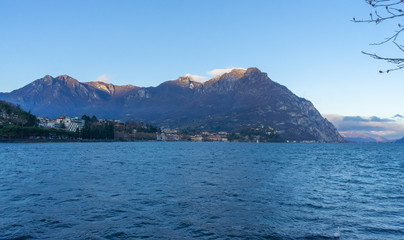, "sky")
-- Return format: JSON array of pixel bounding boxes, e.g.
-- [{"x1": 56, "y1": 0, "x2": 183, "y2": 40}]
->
[
  {"x1": 324, "y1": 114, "x2": 404, "y2": 140},
  {"x1": 1, "y1": 0, "x2": 404, "y2": 119}
]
